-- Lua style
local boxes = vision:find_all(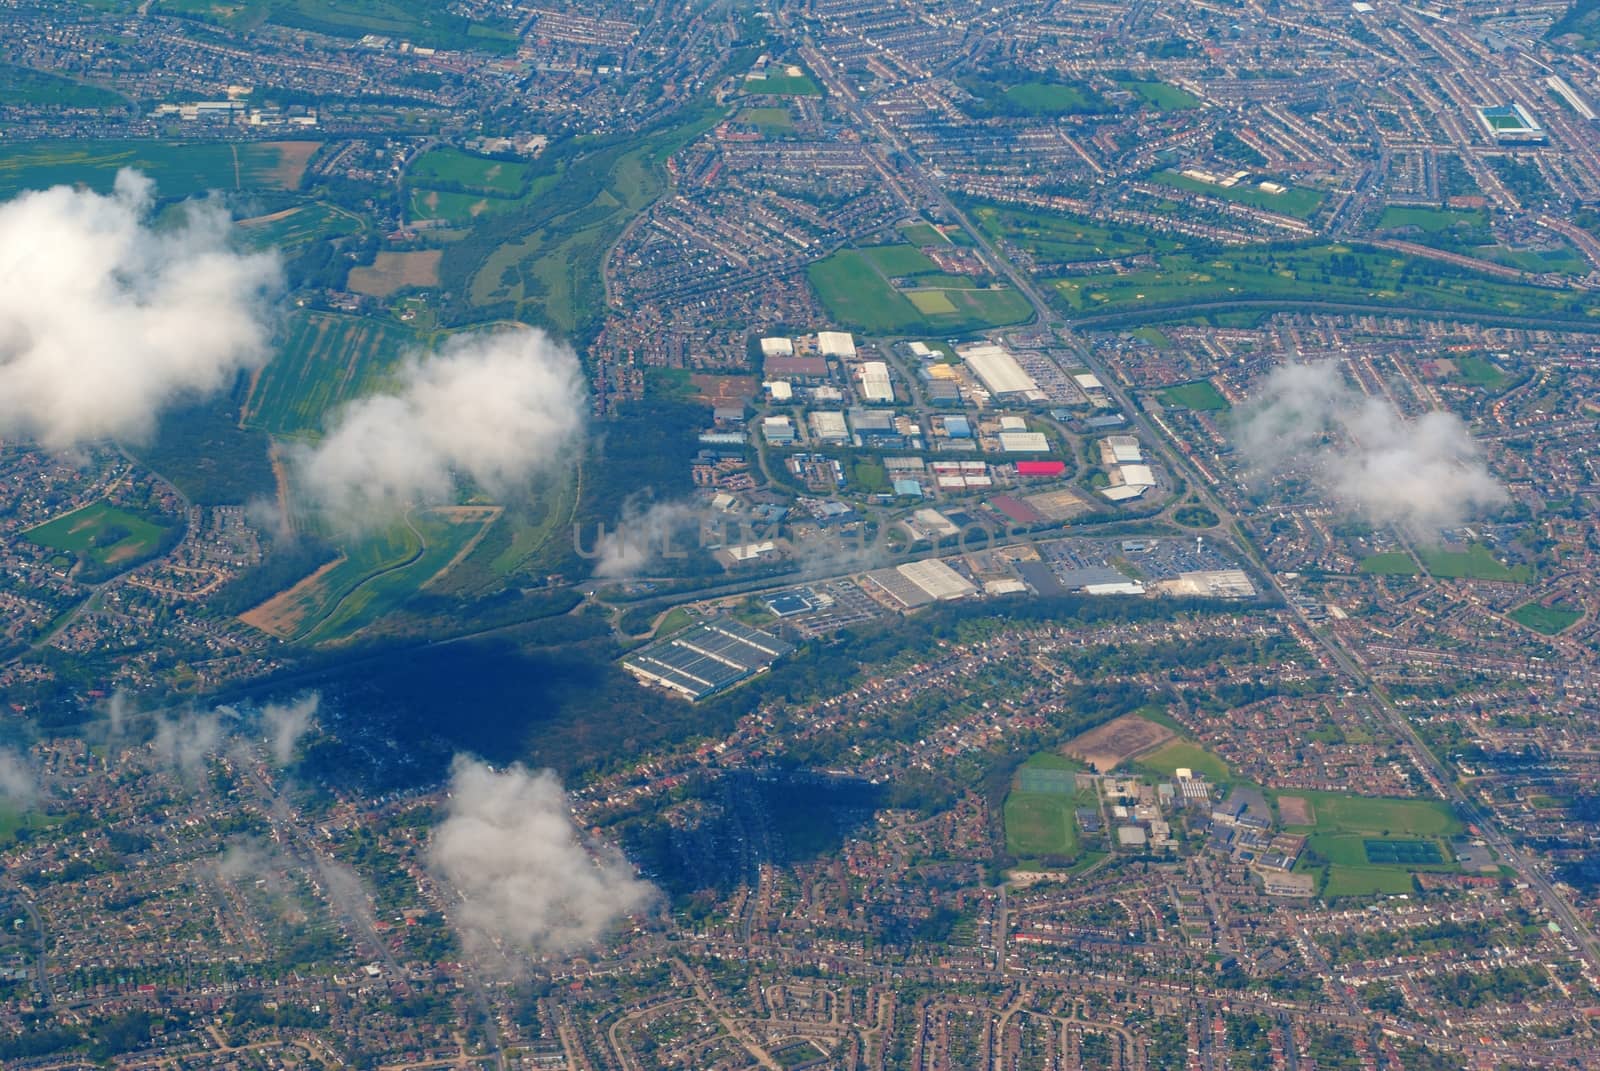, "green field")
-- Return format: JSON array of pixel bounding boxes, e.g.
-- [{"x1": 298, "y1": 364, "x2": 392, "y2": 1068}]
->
[
  {"x1": 245, "y1": 311, "x2": 418, "y2": 437},
  {"x1": 1159, "y1": 380, "x2": 1230, "y2": 411},
  {"x1": 0, "y1": 63, "x2": 125, "y2": 108},
  {"x1": 1376, "y1": 205, "x2": 1488, "y2": 236},
  {"x1": 1479, "y1": 244, "x2": 1589, "y2": 276},
  {"x1": 809, "y1": 249, "x2": 1033, "y2": 334},
  {"x1": 859, "y1": 243, "x2": 941, "y2": 278},
  {"x1": 1153, "y1": 170, "x2": 1324, "y2": 219},
  {"x1": 0, "y1": 140, "x2": 314, "y2": 198},
  {"x1": 1005, "y1": 753, "x2": 1092, "y2": 860},
  {"x1": 458, "y1": 105, "x2": 726, "y2": 337},
  {"x1": 236, "y1": 202, "x2": 366, "y2": 254},
  {"x1": 1280, "y1": 790, "x2": 1462, "y2": 838},
  {"x1": 1118, "y1": 79, "x2": 1201, "y2": 110},
  {"x1": 900, "y1": 222, "x2": 954, "y2": 246},
  {"x1": 742, "y1": 72, "x2": 822, "y2": 96},
  {"x1": 1419, "y1": 544, "x2": 1532, "y2": 583},
  {"x1": 265, "y1": 0, "x2": 518, "y2": 52},
  {"x1": 739, "y1": 106, "x2": 794, "y2": 133},
  {"x1": 1139, "y1": 740, "x2": 1230, "y2": 783},
  {"x1": 1322, "y1": 866, "x2": 1420, "y2": 897},
  {"x1": 1003, "y1": 81, "x2": 1099, "y2": 114},
  {"x1": 1359, "y1": 551, "x2": 1418, "y2": 576},
  {"x1": 409, "y1": 147, "x2": 529, "y2": 195},
  {"x1": 969, "y1": 200, "x2": 1172, "y2": 262},
  {"x1": 301, "y1": 509, "x2": 495, "y2": 643},
  {"x1": 1509, "y1": 600, "x2": 1582, "y2": 635},
  {"x1": 1449, "y1": 354, "x2": 1509, "y2": 390},
  {"x1": 1053, "y1": 242, "x2": 1600, "y2": 323},
  {"x1": 25, "y1": 501, "x2": 171, "y2": 569}
]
